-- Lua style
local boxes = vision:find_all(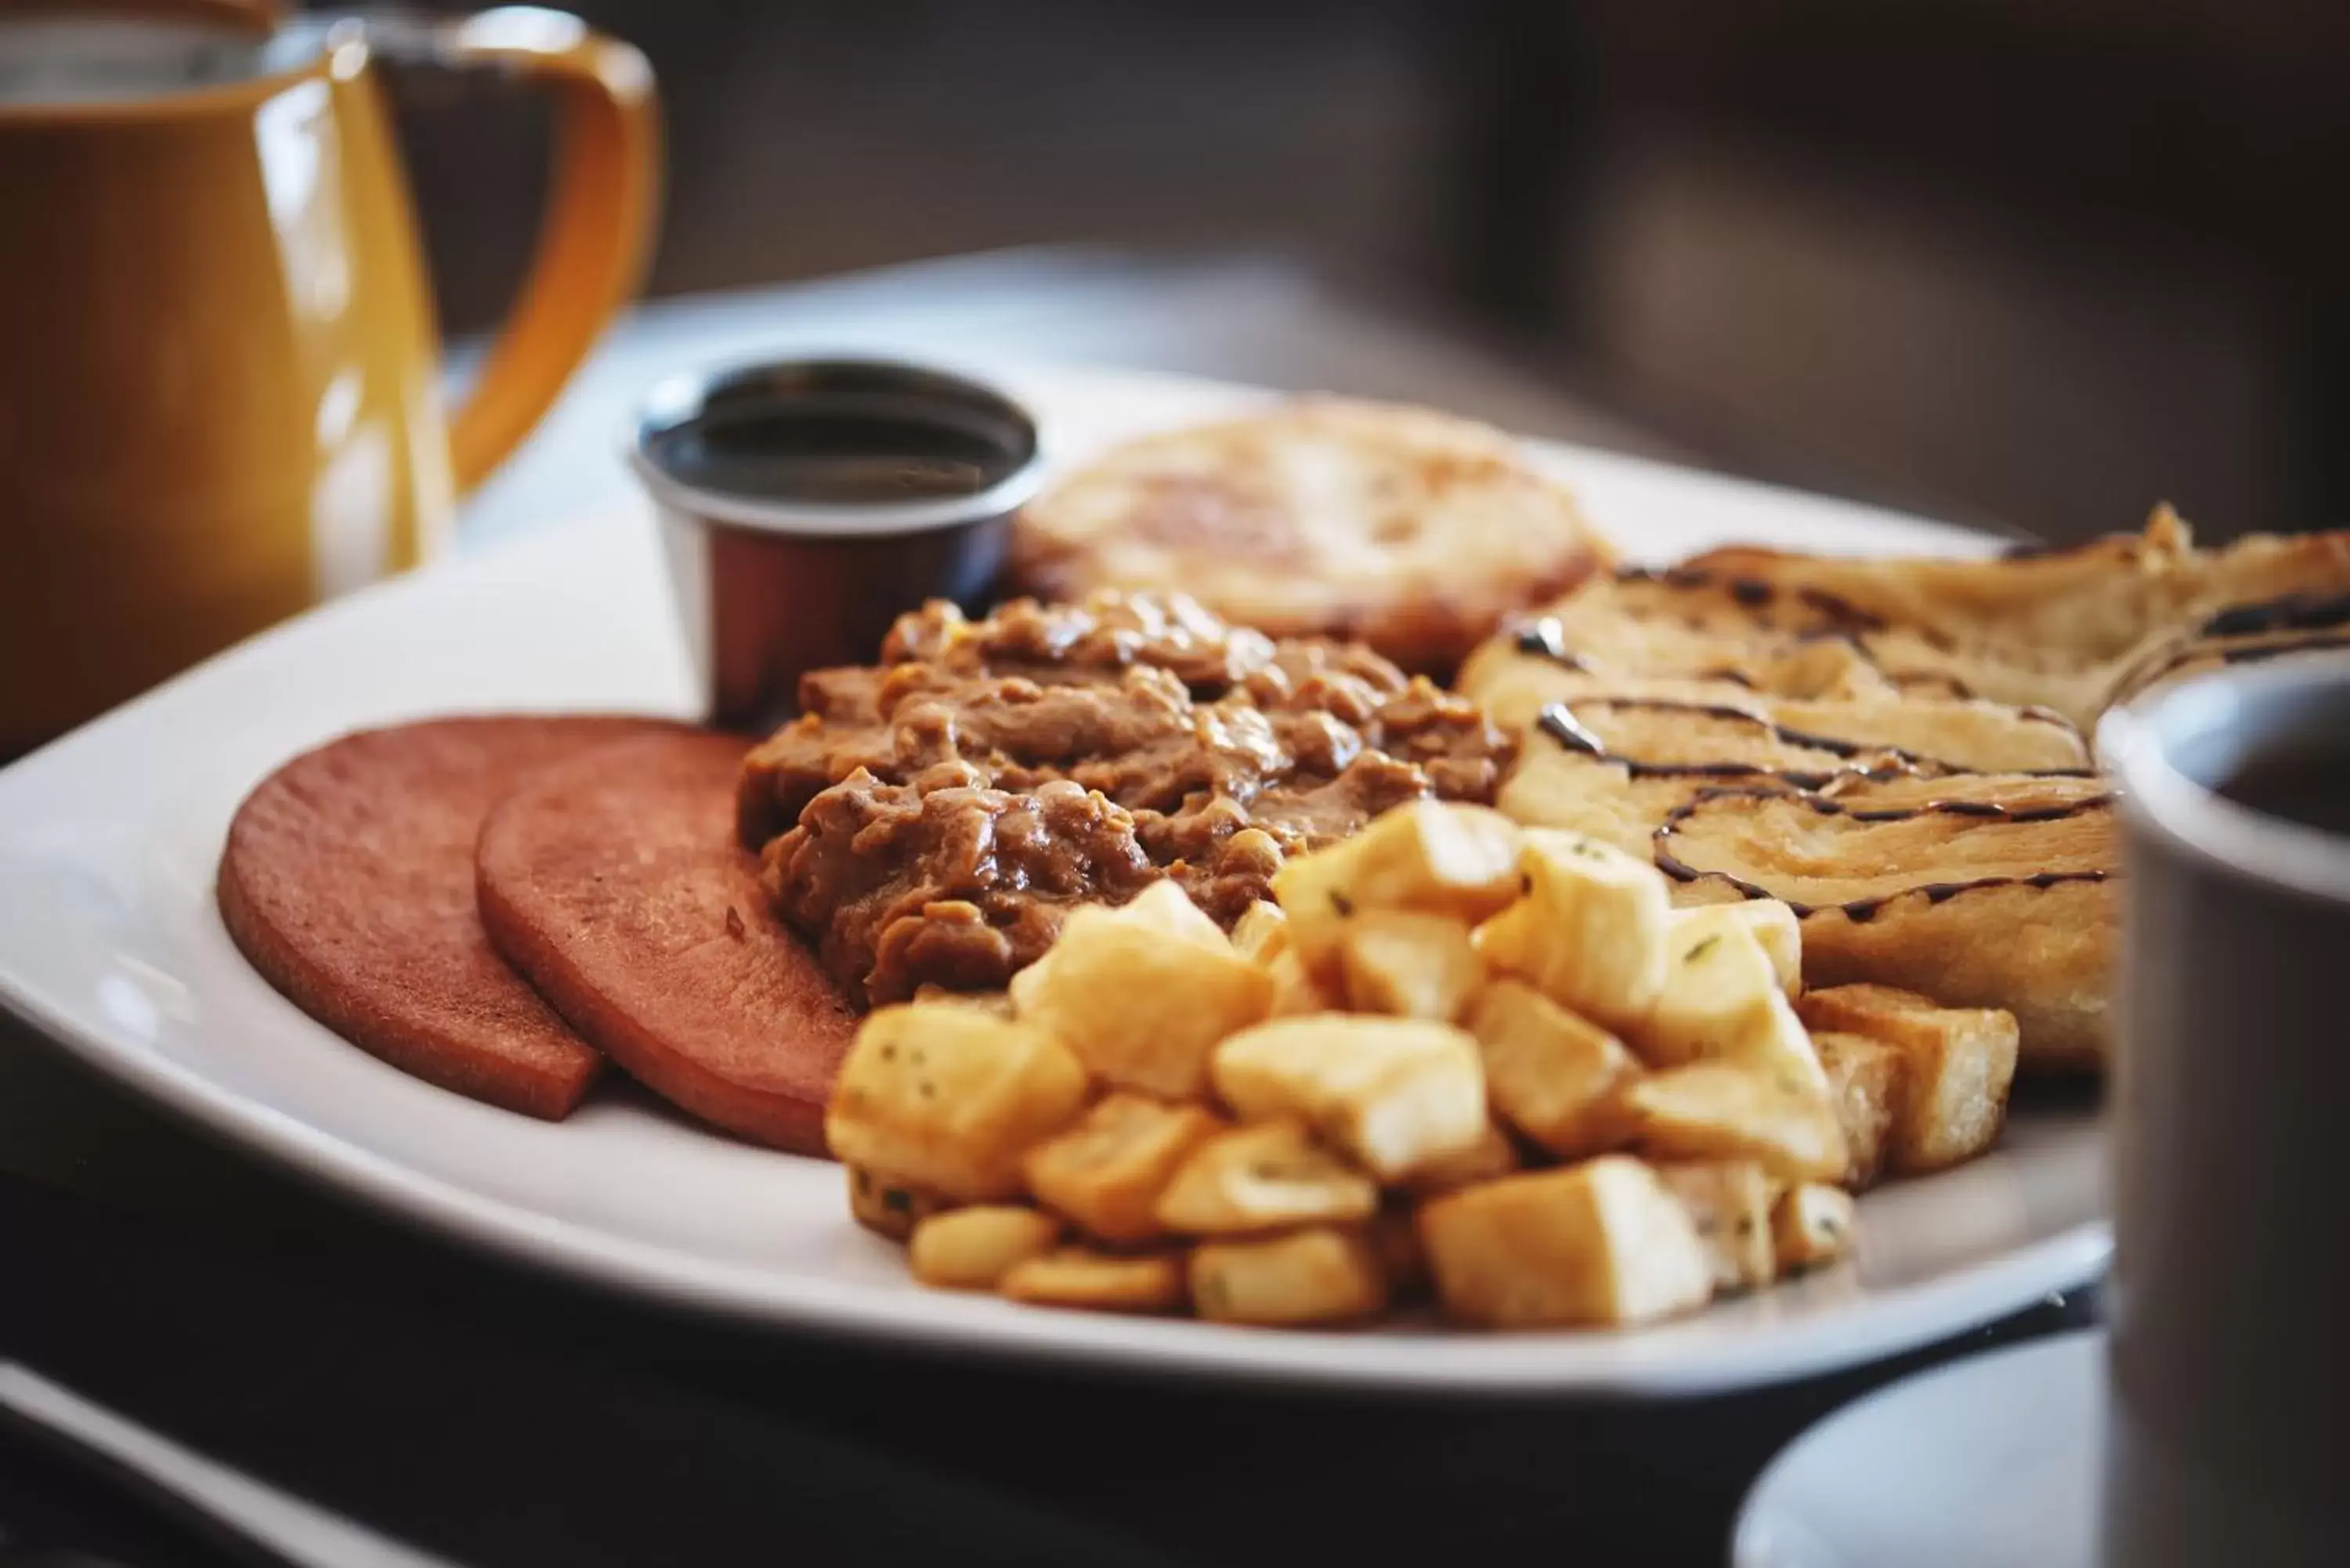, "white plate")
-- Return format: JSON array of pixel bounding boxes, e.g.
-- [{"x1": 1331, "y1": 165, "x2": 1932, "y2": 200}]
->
[
  {"x1": 1735, "y1": 1330, "x2": 2102, "y2": 1566},
  {"x1": 0, "y1": 364, "x2": 2106, "y2": 1396}
]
